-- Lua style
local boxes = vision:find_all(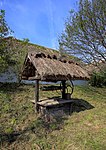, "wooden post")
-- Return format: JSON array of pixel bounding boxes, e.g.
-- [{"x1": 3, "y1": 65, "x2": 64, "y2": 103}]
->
[
  {"x1": 62, "y1": 80, "x2": 66, "y2": 99},
  {"x1": 35, "y1": 80, "x2": 39, "y2": 113}
]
